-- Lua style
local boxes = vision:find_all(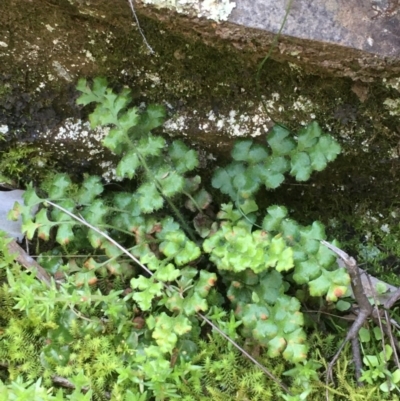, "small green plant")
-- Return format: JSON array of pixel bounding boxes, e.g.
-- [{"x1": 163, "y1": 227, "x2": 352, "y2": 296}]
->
[
  {"x1": 3, "y1": 77, "x2": 351, "y2": 399},
  {"x1": 0, "y1": 144, "x2": 53, "y2": 186},
  {"x1": 361, "y1": 344, "x2": 400, "y2": 393},
  {"x1": 359, "y1": 327, "x2": 400, "y2": 393}
]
